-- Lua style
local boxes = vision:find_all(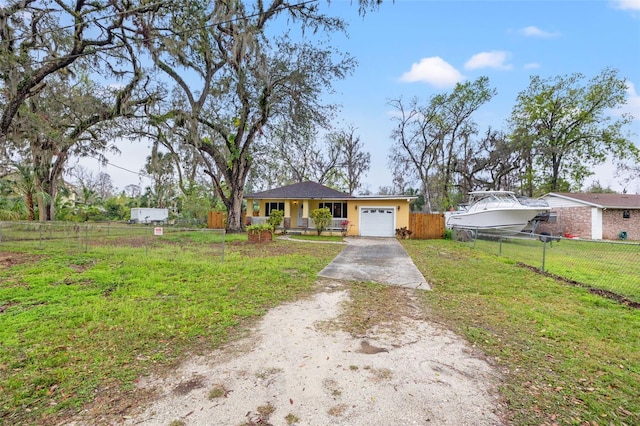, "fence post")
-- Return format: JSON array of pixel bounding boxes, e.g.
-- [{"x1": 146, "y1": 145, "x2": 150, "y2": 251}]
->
[
  {"x1": 541, "y1": 240, "x2": 547, "y2": 272},
  {"x1": 499, "y1": 237, "x2": 502, "y2": 256},
  {"x1": 39, "y1": 223, "x2": 43, "y2": 249},
  {"x1": 221, "y1": 229, "x2": 225, "y2": 262},
  {"x1": 85, "y1": 223, "x2": 89, "y2": 253}
]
